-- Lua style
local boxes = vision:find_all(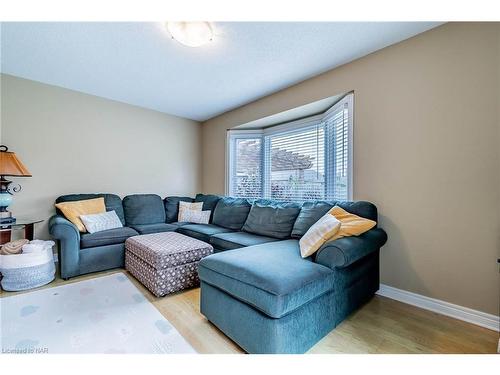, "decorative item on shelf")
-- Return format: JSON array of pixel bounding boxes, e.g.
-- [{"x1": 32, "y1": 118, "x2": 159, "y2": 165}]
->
[{"x1": 0, "y1": 145, "x2": 32, "y2": 224}]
